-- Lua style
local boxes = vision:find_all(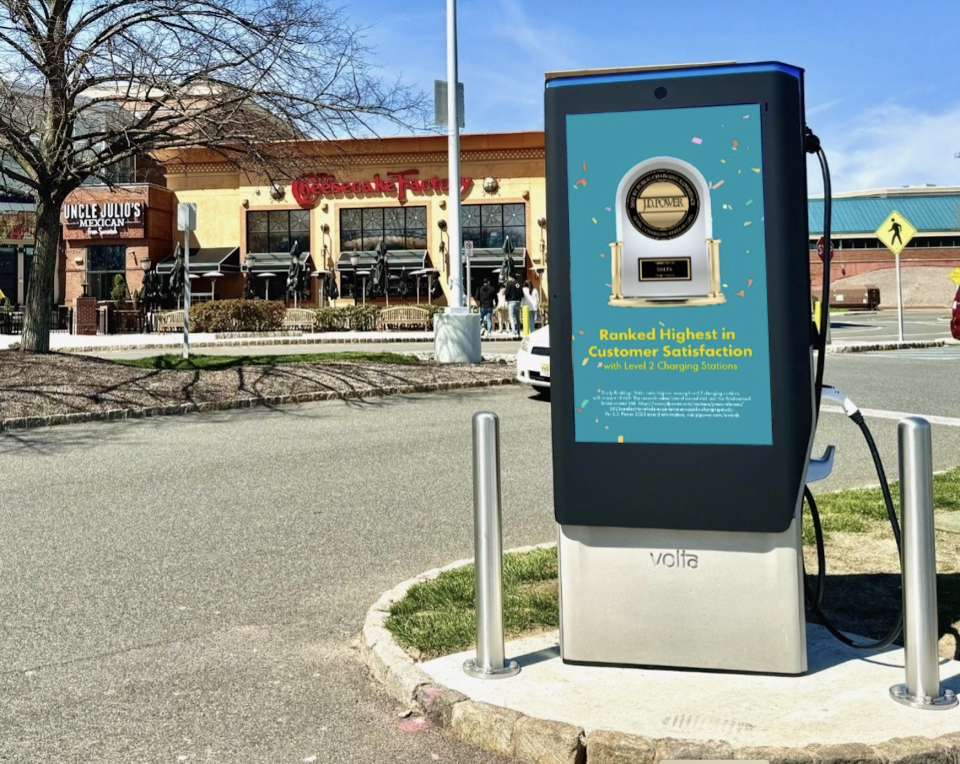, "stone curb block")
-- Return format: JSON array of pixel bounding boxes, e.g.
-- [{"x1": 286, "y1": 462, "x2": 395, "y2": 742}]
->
[
  {"x1": 514, "y1": 716, "x2": 585, "y2": 764},
  {"x1": 451, "y1": 701, "x2": 523, "y2": 757},
  {"x1": 360, "y1": 547, "x2": 960, "y2": 764},
  {"x1": 733, "y1": 744, "x2": 818, "y2": 763},
  {"x1": 656, "y1": 736, "x2": 735, "y2": 762},
  {"x1": 54, "y1": 333, "x2": 521, "y2": 354},
  {"x1": 586, "y1": 730, "x2": 657, "y2": 764},
  {"x1": 0, "y1": 376, "x2": 518, "y2": 432}
]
